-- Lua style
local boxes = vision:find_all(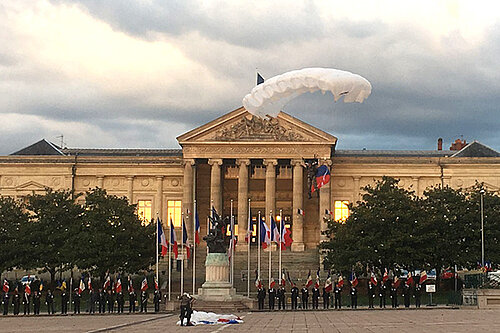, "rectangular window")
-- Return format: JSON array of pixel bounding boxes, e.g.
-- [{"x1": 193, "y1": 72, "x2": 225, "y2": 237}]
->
[
  {"x1": 225, "y1": 224, "x2": 239, "y2": 237},
  {"x1": 167, "y1": 200, "x2": 182, "y2": 228},
  {"x1": 137, "y1": 200, "x2": 152, "y2": 225},
  {"x1": 334, "y1": 200, "x2": 350, "y2": 222}
]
